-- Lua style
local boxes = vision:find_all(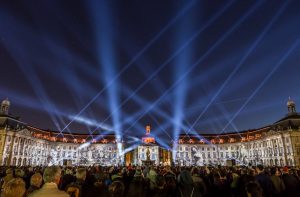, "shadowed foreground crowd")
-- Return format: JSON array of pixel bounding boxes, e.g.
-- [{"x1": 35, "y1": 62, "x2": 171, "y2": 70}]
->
[{"x1": 1, "y1": 165, "x2": 300, "y2": 197}]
